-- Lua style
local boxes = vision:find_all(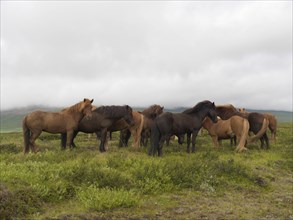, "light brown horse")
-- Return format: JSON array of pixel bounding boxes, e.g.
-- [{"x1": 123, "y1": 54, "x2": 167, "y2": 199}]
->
[
  {"x1": 216, "y1": 104, "x2": 270, "y2": 149},
  {"x1": 23, "y1": 98, "x2": 94, "y2": 153},
  {"x1": 264, "y1": 113, "x2": 277, "y2": 140},
  {"x1": 202, "y1": 116, "x2": 250, "y2": 152},
  {"x1": 239, "y1": 108, "x2": 277, "y2": 141}
]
